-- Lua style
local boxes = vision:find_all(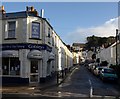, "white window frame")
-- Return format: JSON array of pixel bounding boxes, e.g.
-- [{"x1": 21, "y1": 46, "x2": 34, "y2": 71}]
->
[{"x1": 5, "y1": 20, "x2": 17, "y2": 39}]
